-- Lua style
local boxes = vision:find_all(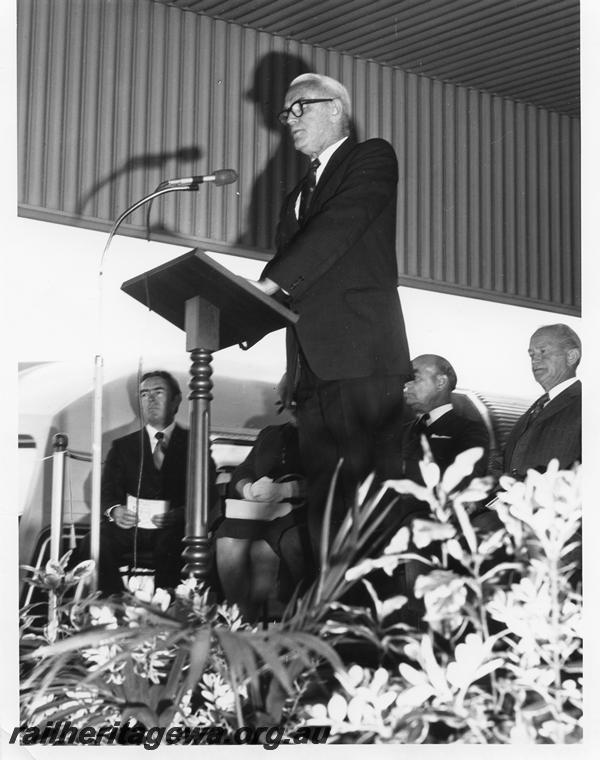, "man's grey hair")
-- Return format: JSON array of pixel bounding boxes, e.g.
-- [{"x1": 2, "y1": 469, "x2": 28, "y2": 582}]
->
[
  {"x1": 532, "y1": 324, "x2": 581, "y2": 367},
  {"x1": 289, "y1": 73, "x2": 351, "y2": 128}
]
